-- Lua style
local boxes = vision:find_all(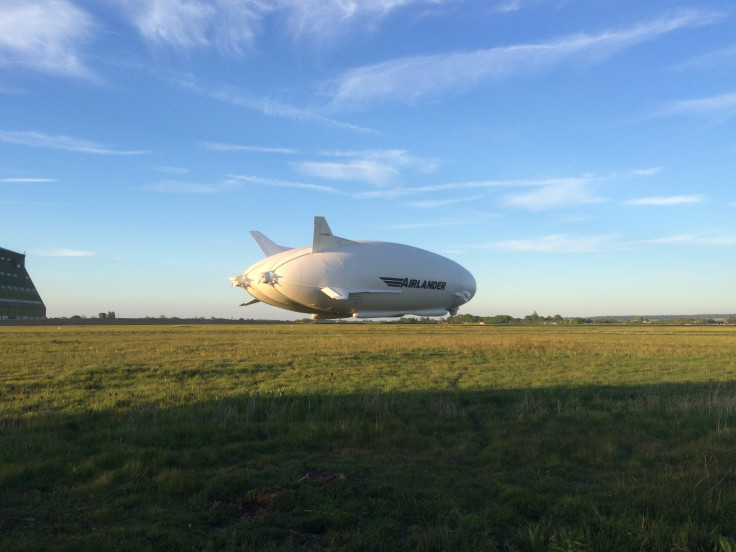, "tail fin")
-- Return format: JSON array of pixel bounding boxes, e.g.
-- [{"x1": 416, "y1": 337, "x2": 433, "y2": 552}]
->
[
  {"x1": 312, "y1": 216, "x2": 357, "y2": 253},
  {"x1": 249, "y1": 231, "x2": 292, "y2": 257}
]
